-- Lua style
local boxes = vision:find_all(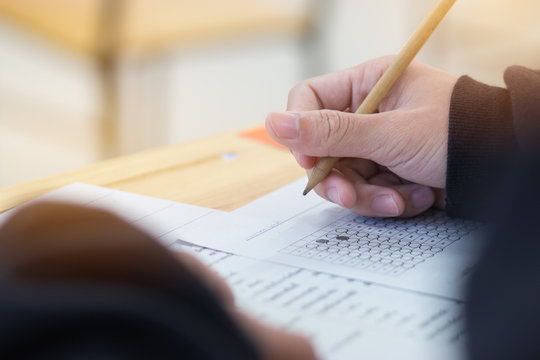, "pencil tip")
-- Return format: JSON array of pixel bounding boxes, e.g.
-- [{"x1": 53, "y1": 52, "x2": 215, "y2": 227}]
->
[{"x1": 303, "y1": 189, "x2": 309, "y2": 196}]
